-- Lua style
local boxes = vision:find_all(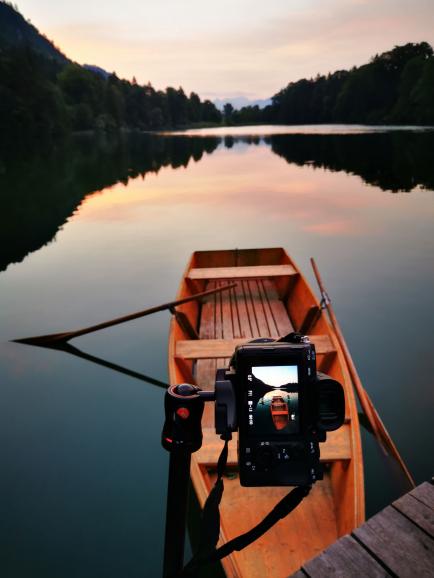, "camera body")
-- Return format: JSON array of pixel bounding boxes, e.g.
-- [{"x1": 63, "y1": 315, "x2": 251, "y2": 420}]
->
[{"x1": 222, "y1": 333, "x2": 345, "y2": 487}]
